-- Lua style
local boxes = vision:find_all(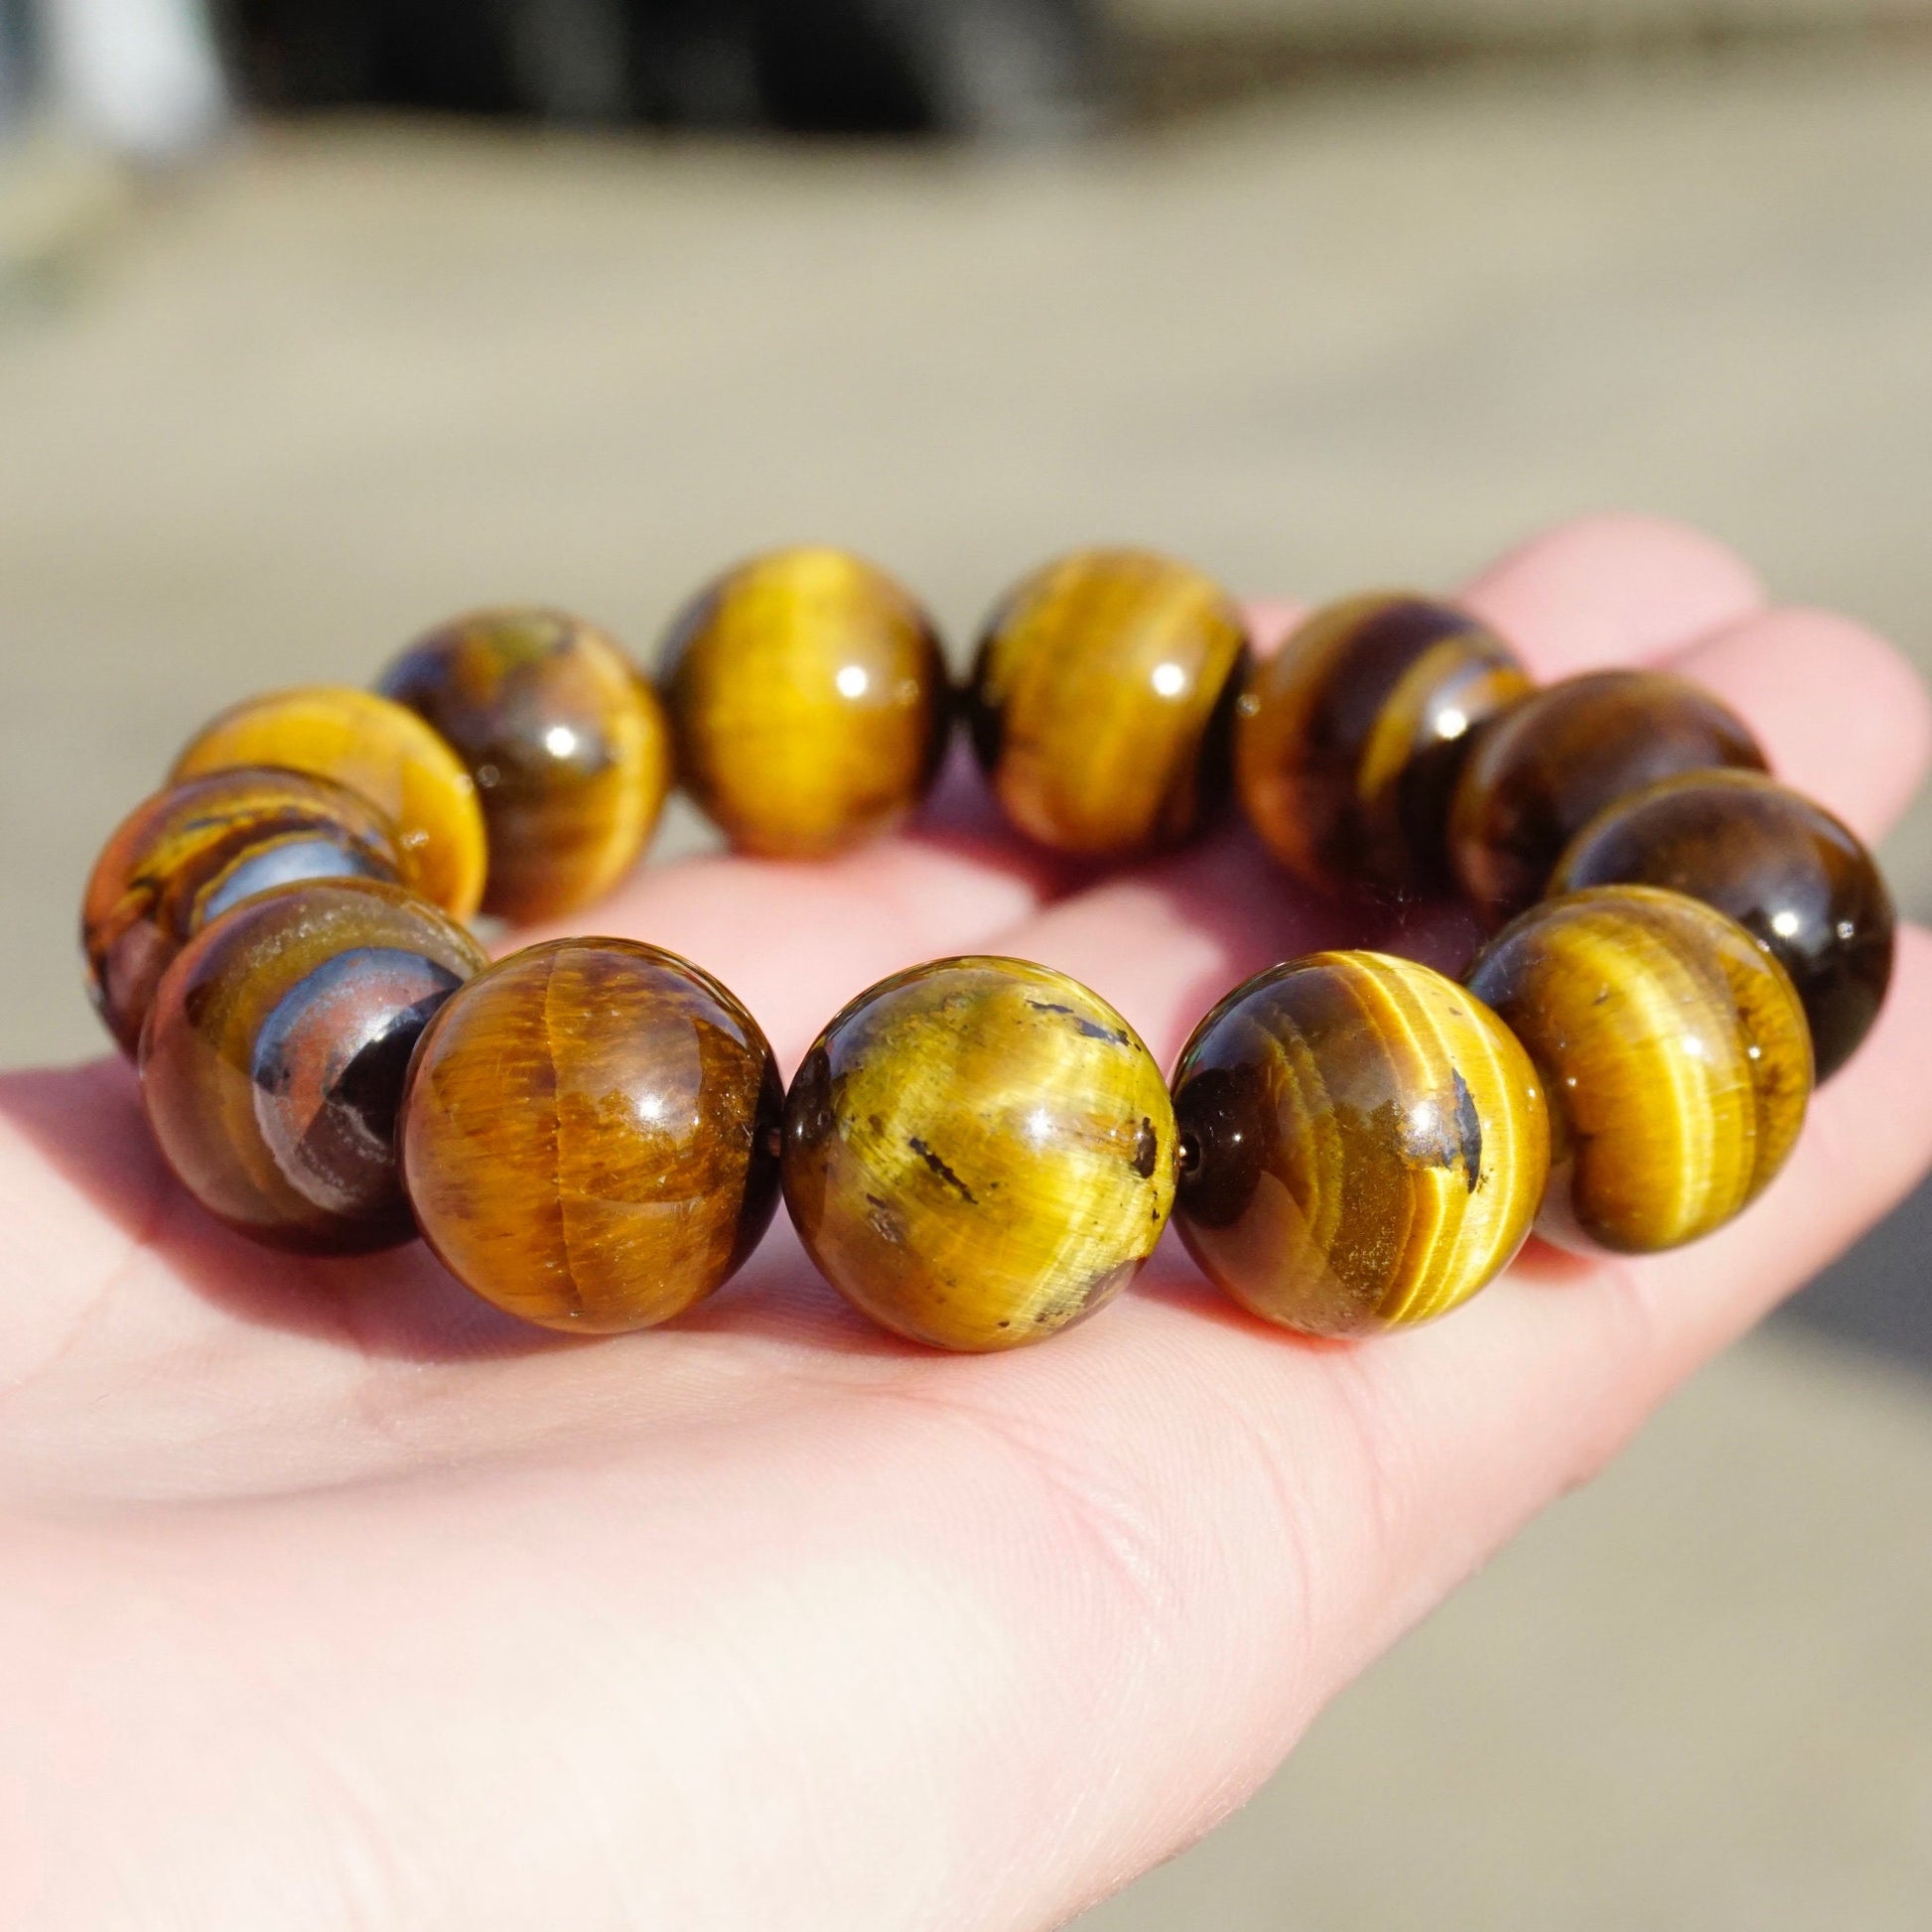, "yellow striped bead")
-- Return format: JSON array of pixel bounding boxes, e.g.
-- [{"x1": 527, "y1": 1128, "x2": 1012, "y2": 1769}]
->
[
  {"x1": 1465, "y1": 885, "x2": 1813, "y2": 1253},
  {"x1": 967, "y1": 548, "x2": 1250, "y2": 857},
  {"x1": 660, "y1": 547, "x2": 950, "y2": 859},
  {"x1": 1172, "y1": 950, "x2": 1550, "y2": 1337},
  {"x1": 172, "y1": 687, "x2": 487, "y2": 920}
]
